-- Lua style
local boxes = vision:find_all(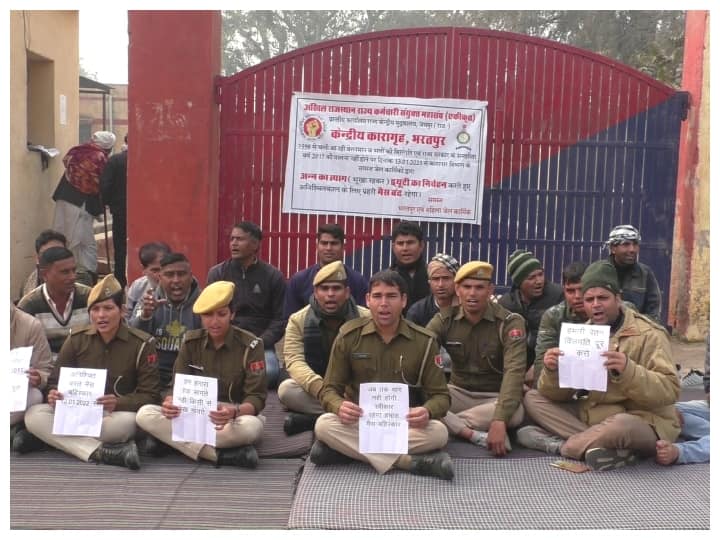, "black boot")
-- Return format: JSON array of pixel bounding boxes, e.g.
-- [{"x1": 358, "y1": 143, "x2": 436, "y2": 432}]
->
[
  {"x1": 137, "y1": 435, "x2": 173, "y2": 457},
  {"x1": 409, "y1": 452, "x2": 454, "y2": 481},
  {"x1": 283, "y1": 413, "x2": 319, "y2": 436},
  {"x1": 12, "y1": 429, "x2": 46, "y2": 454},
  {"x1": 309, "y1": 440, "x2": 353, "y2": 466},
  {"x1": 216, "y1": 445, "x2": 258, "y2": 469},
  {"x1": 93, "y1": 441, "x2": 141, "y2": 470}
]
